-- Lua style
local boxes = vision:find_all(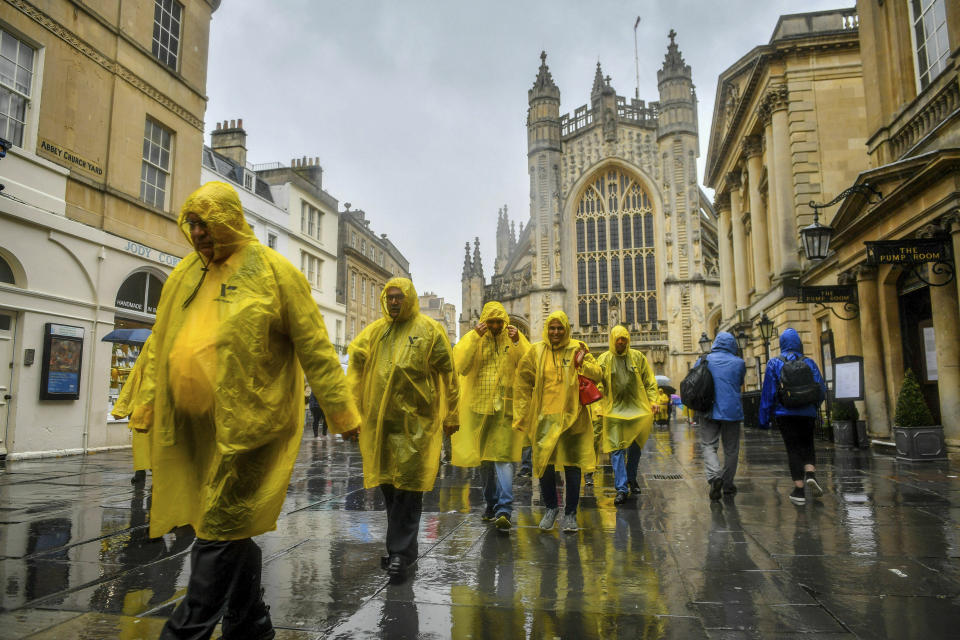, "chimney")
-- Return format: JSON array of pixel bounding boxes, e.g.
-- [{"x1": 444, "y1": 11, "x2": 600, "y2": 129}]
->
[
  {"x1": 210, "y1": 118, "x2": 248, "y2": 167},
  {"x1": 293, "y1": 154, "x2": 323, "y2": 189}
]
